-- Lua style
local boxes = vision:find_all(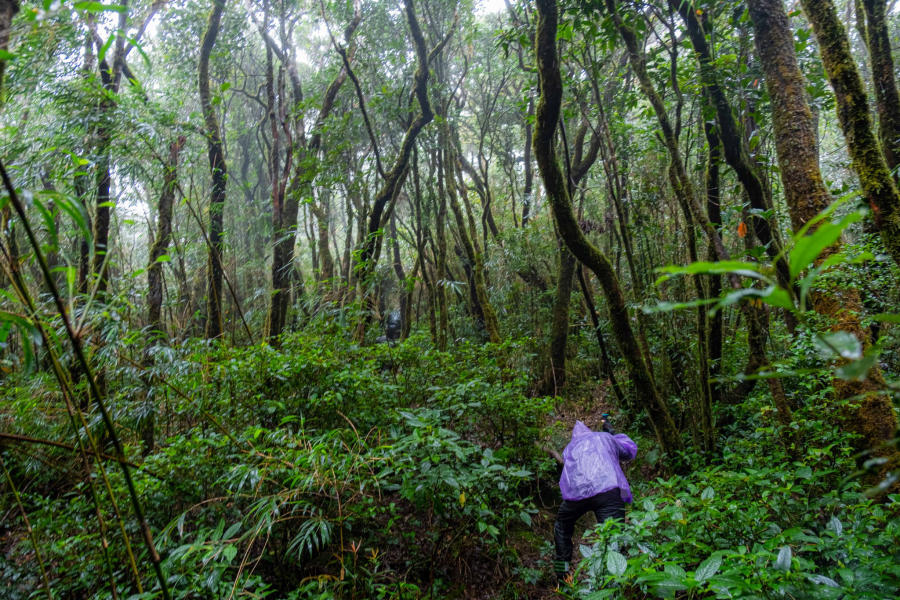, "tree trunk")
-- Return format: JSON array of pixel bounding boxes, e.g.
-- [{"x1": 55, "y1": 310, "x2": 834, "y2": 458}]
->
[
  {"x1": 147, "y1": 137, "x2": 184, "y2": 339},
  {"x1": 522, "y1": 97, "x2": 535, "y2": 226},
  {"x1": 544, "y1": 241, "x2": 576, "y2": 393},
  {"x1": 534, "y1": 0, "x2": 681, "y2": 454},
  {"x1": 800, "y1": 0, "x2": 900, "y2": 266},
  {"x1": 1, "y1": 0, "x2": 22, "y2": 280},
  {"x1": 353, "y1": 0, "x2": 435, "y2": 341},
  {"x1": 749, "y1": 0, "x2": 898, "y2": 469},
  {"x1": 199, "y1": 0, "x2": 227, "y2": 339},
  {"x1": 0, "y1": 0, "x2": 18, "y2": 100},
  {"x1": 577, "y1": 265, "x2": 626, "y2": 406},
  {"x1": 669, "y1": 0, "x2": 792, "y2": 295},
  {"x1": 859, "y1": 0, "x2": 900, "y2": 175},
  {"x1": 703, "y1": 113, "x2": 724, "y2": 409}
]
